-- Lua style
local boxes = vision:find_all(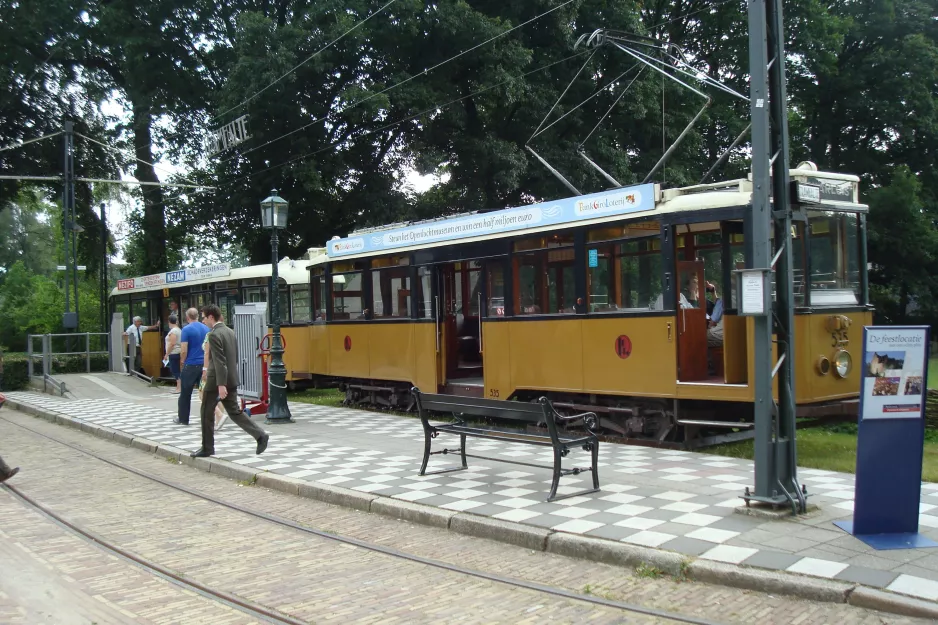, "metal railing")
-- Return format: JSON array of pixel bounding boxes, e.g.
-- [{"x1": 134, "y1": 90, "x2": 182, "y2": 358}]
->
[{"x1": 26, "y1": 333, "x2": 111, "y2": 382}]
